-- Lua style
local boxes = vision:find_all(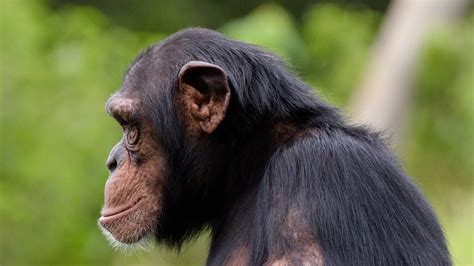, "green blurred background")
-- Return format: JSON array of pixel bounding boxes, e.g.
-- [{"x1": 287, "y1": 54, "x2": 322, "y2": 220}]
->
[{"x1": 0, "y1": 0, "x2": 472, "y2": 265}]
